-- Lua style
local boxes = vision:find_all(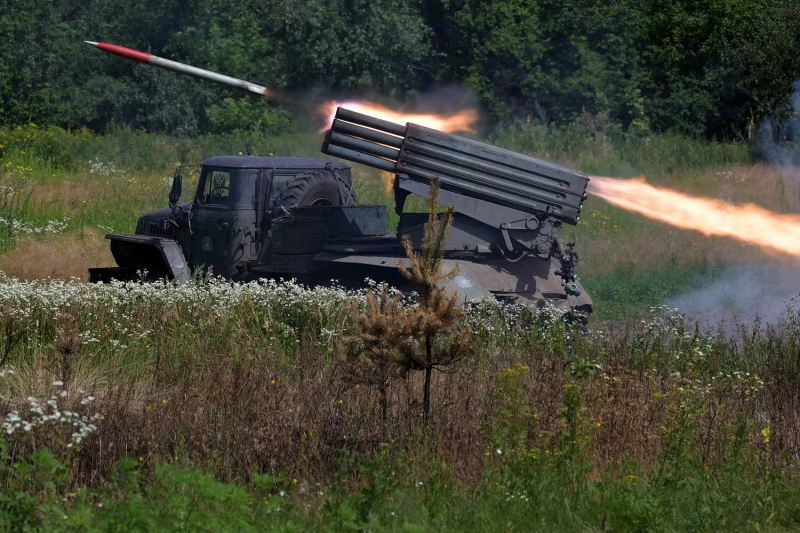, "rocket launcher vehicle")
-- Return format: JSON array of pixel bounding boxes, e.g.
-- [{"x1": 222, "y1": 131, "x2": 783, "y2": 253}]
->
[{"x1": 86, "y1": 40, "x2": 593, "y2": 313}]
